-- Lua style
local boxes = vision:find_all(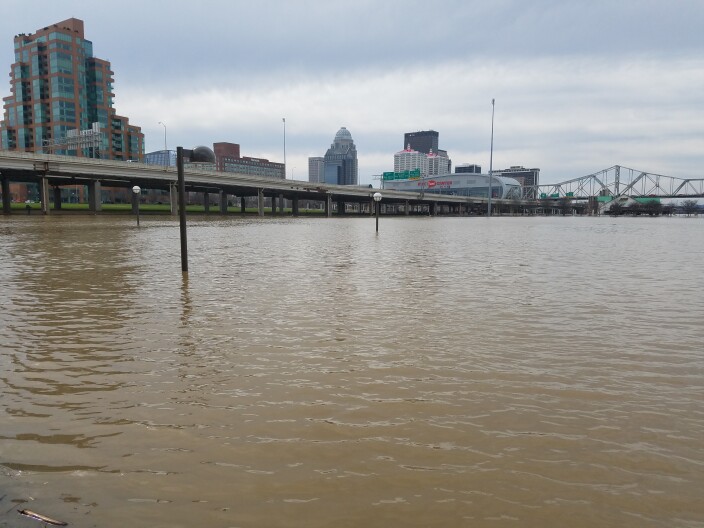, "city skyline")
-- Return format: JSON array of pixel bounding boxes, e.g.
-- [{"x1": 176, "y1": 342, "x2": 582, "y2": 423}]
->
[{"x1": 1, "y1": 1, "x2": 702, "y2": 186}]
